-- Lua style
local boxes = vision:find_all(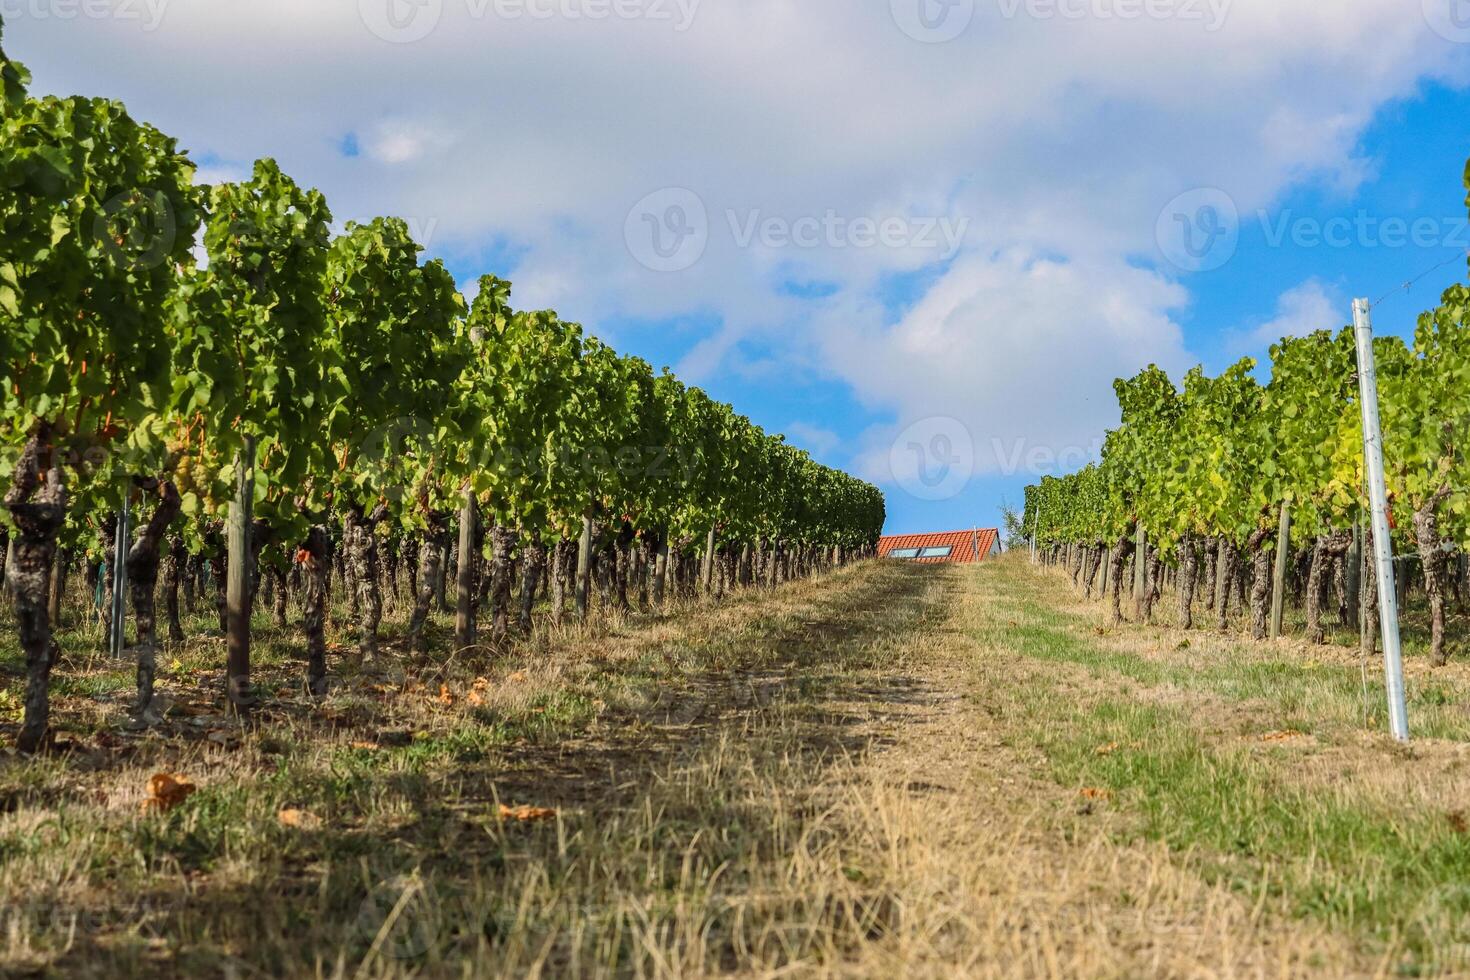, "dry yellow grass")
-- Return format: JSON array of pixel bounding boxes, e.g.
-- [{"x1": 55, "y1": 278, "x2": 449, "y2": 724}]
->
[{"x1": 1, "y1": 556, "x2": 1465, "y2": 977}]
